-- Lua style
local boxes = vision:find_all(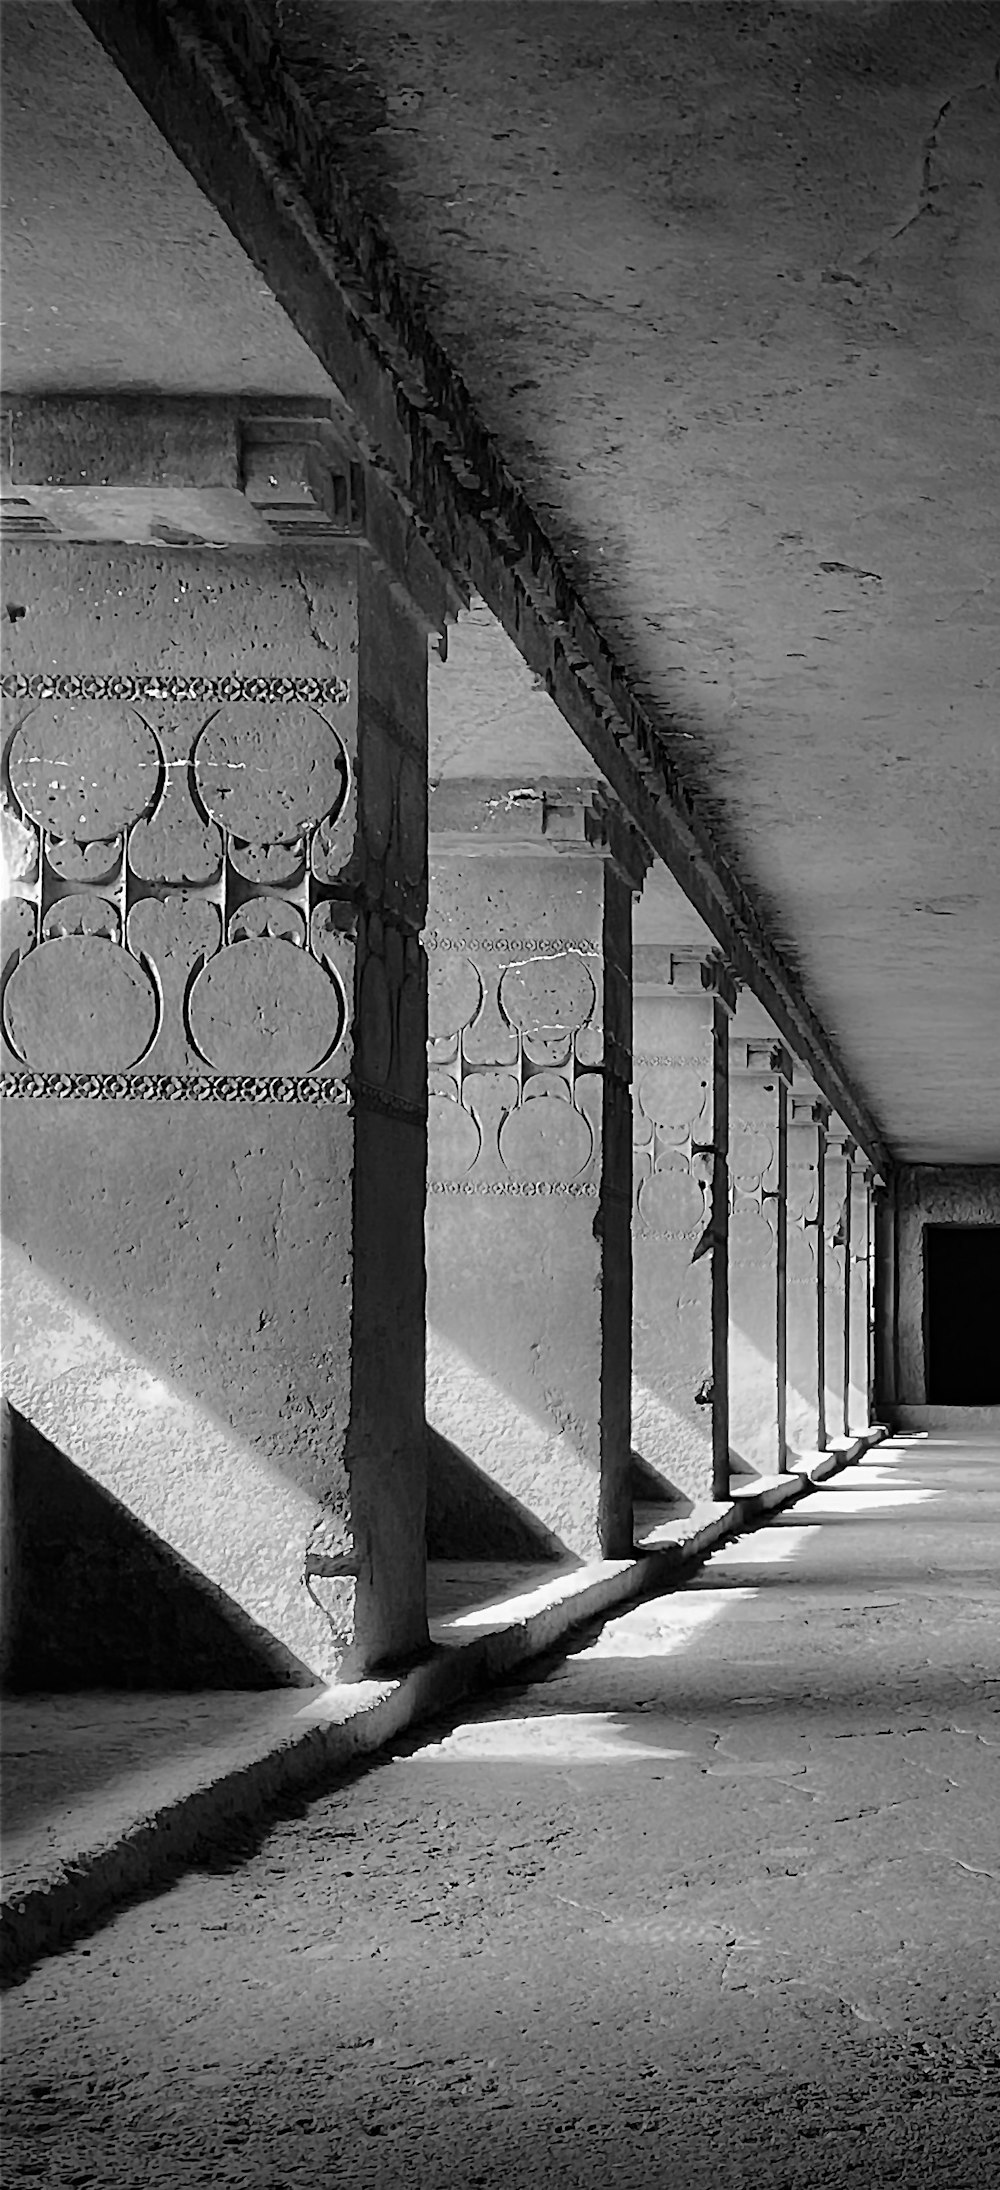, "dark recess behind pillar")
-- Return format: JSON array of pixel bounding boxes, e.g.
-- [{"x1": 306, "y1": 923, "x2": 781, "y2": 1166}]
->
[
  {"x1": 925, "y1": 1227, "x2": 1000, "y2": 1405},
  {"x1": 2, "y1": 1408, "x2": 299, "y2": 1690}
]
